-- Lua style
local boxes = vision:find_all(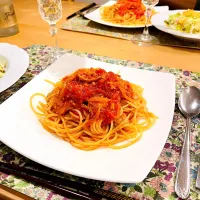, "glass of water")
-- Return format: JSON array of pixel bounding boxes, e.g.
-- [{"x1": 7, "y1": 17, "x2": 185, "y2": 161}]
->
[
  {"x1": 37, "y1": 0, "x2": 62, "y2": 61},
  {"x1": 132, "y1": 0, "x2": 159, "y2": 46}
]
